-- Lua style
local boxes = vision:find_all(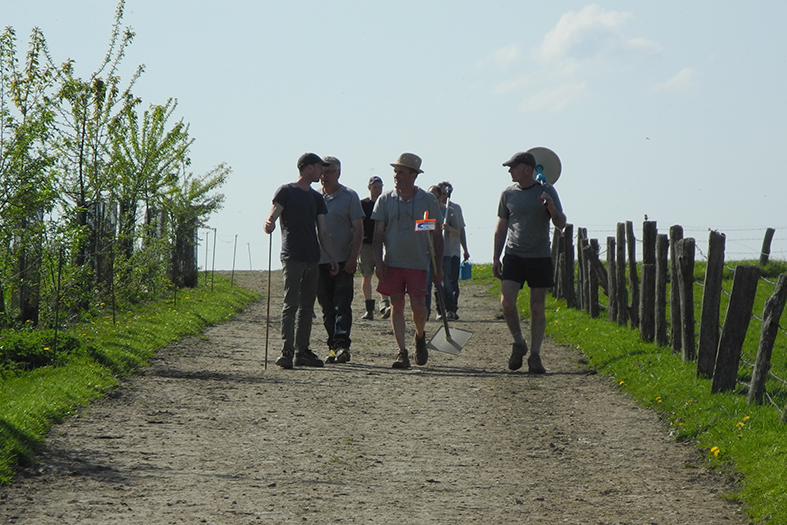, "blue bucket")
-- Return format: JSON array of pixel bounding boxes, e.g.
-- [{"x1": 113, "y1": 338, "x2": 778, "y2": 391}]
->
[{"x1": 460, "y1": 260, "x2": 472, "y2": 280}]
